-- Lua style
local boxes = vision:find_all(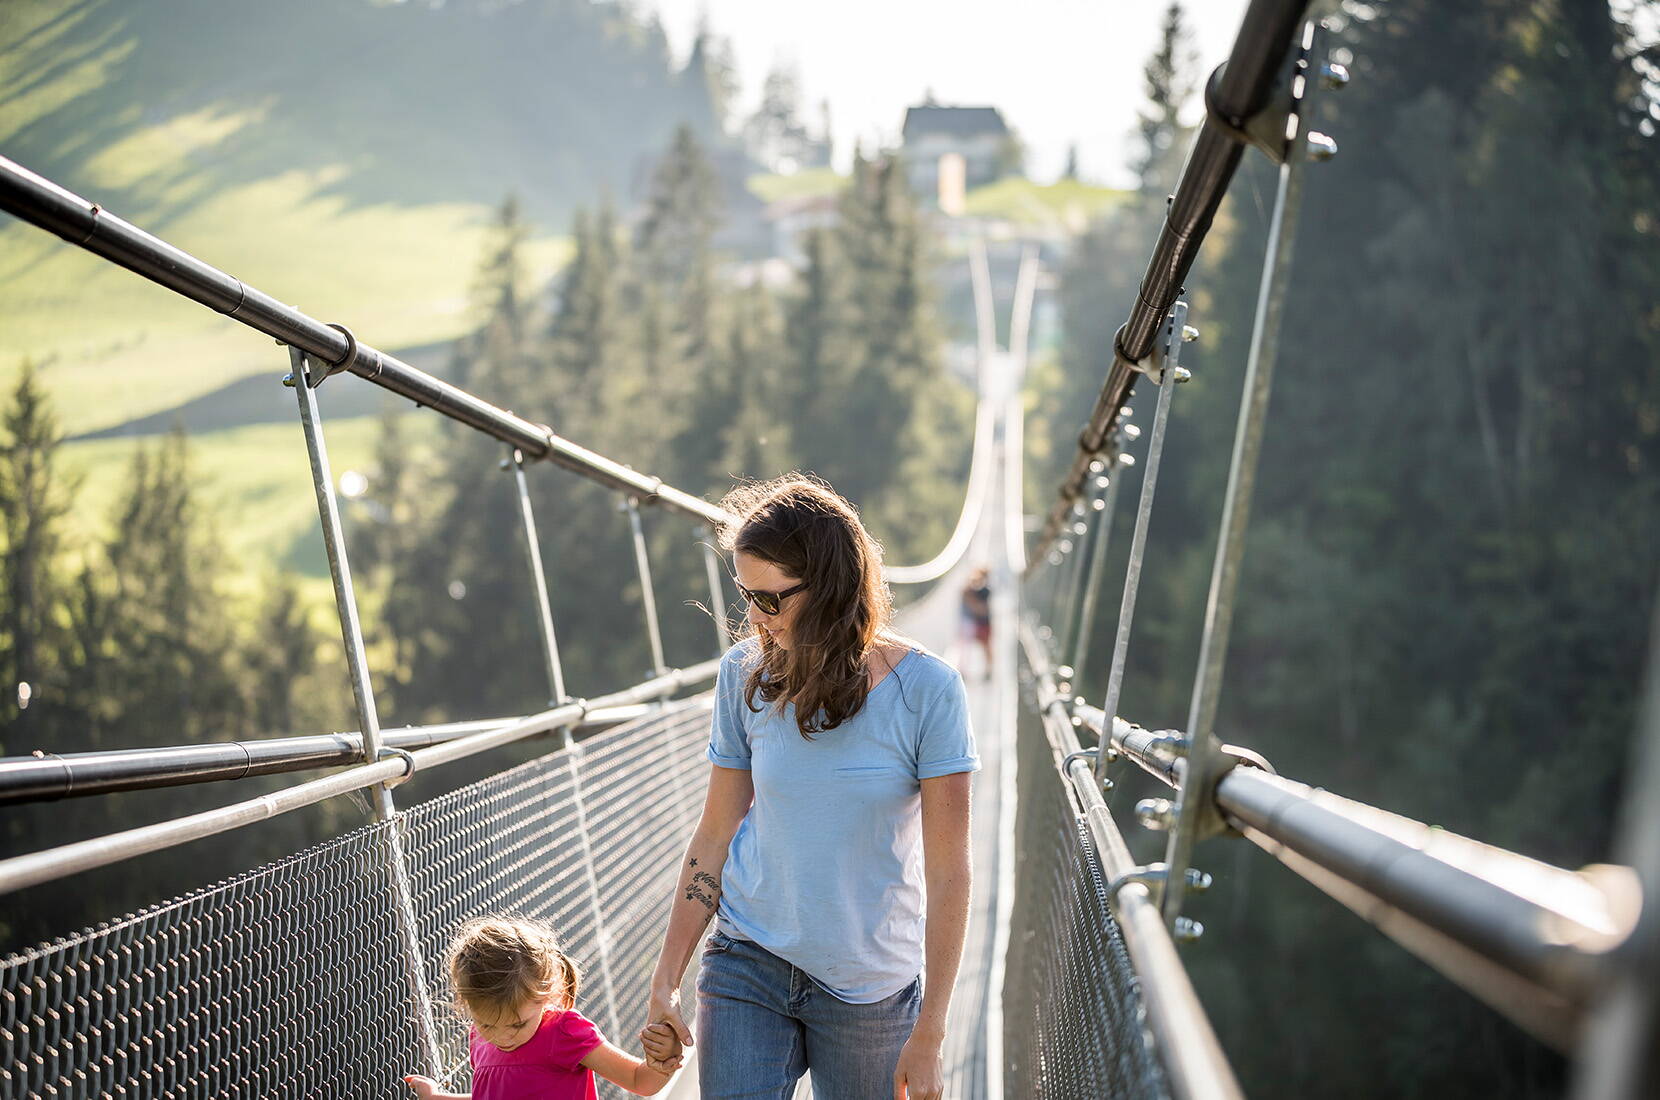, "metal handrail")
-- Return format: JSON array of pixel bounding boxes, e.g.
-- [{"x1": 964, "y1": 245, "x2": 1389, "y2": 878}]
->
[
  {"x1": 0, "y1": 155, "x2": 735, "y2": 528},
  {"x1": 1019, "y1": 622, "x2": 1243, "y2": 1100},
  {"x1": 1029, "y1": 0, "x2": 1311, "y2": 563},
  {"x1": 0, "y1": 702, "x2": 668, "y2": 804},
  {"x1": 0, "y1": 660, "x2": 718, "y2": 896},
  {"x1": 1075, "y1": 704, "x2": 1637, "y2": 1050}
]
